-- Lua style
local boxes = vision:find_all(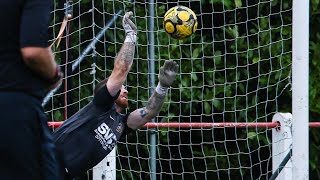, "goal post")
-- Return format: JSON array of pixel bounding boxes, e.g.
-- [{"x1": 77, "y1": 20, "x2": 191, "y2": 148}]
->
[
  {"x1": 292, "y1": 0, "x2": 309, "y2": 179},
  {"x1": 46, "y1": 0, "x2": 311, "y2": 179},
  {"x1": 92, "y1": 147, "x2": 117, "y2": 180},
  {"x1": 272, "y1": 113, "x2": 292, "y2": 180}
]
